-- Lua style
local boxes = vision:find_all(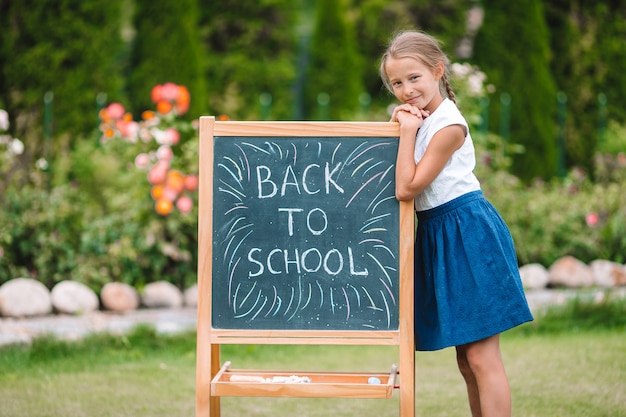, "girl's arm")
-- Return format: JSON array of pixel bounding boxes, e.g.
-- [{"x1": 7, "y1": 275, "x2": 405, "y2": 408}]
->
[{"x1": 394, "y1": 109, "x2": 465, "y2": 201}]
